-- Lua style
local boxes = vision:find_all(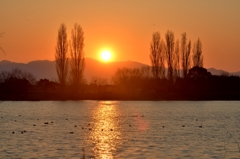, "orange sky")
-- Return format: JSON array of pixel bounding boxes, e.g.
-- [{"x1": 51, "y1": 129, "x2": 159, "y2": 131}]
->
[{"x1": 0, "y1": 1, "x2": 240, "y2": 72}]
